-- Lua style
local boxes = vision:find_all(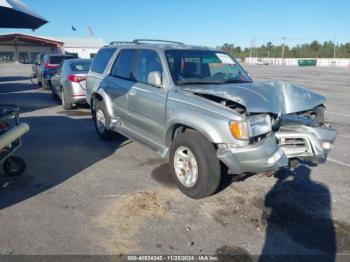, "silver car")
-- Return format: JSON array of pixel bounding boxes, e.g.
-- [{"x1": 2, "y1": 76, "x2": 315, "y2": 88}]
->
[
  {"x1": 37, "y1": 54, "x2": 76, "y2": 89},
  {"x1": 51, "y1": 59, "x2": 92, "y2": 110},
  {"x1": 86, "y1": 40, "x2": 337, "y2": 199}
]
